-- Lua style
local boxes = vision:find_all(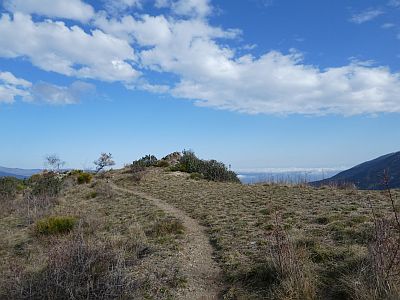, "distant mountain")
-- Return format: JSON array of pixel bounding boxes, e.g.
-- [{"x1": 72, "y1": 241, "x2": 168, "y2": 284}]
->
[
  {"x1": 0, "y1": 166, "x2": 41, "y2": 179},
  {"x1": 312, "y1": 151, "x2": 400, "y2": 190}
]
